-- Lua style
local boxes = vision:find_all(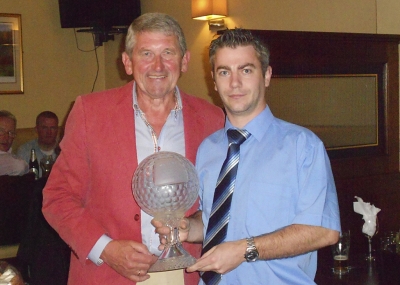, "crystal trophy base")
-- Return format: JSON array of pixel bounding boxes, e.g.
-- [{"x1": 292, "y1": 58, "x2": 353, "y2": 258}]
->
[{"x1": 149, "y1": 242, "x2": 196, "y2": 272}]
